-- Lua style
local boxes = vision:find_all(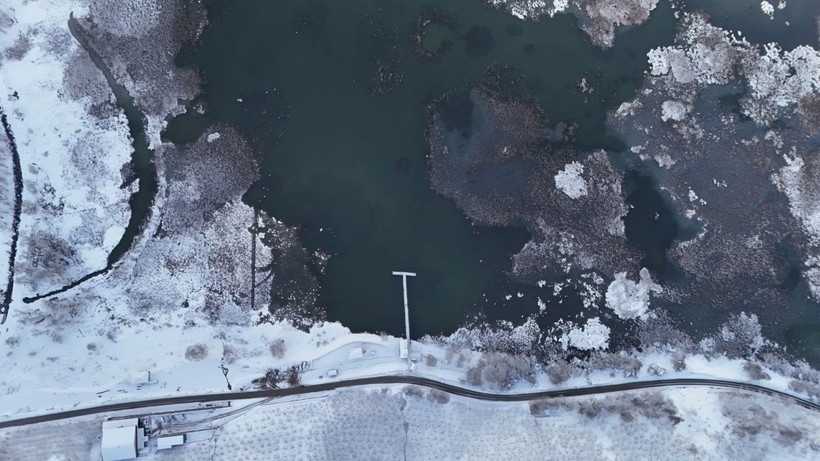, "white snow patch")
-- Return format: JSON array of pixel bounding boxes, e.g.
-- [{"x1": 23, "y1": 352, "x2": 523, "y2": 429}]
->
[
  {"x1": 206, "y1": 132, "x2": 221, "y2": 143},
  {"x1": 552, "y1": 0, "x2": 569, "y2": 15},
  {"x1": 761, "y1": 1, "x2": 775, "y2": 19},
  {"x1": 554, "y1": 162, "x2": 588, "y2": 199},
  {"x1": 566, "y1": 317, "x2": 610, "y2": 351},
  {"x1": 660, "y1": 100, "x2": 690, "y2": 122},
  {"x1": 102, "y1": 225, "x2": 125, "y2": 249},
  {"x1": 605, "y1": 268, "x2": 661, "y2": 320}
]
